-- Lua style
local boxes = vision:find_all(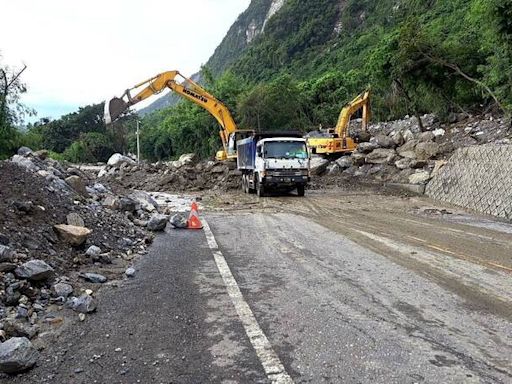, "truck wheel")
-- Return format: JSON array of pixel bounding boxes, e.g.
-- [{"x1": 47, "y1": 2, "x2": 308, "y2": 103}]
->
[
  {"x1": 297, "y1": 185, "x2": 305, "y2": 197},
  {"x1": 256, "y1": 179, "x2": 265, "y2": 197}
]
